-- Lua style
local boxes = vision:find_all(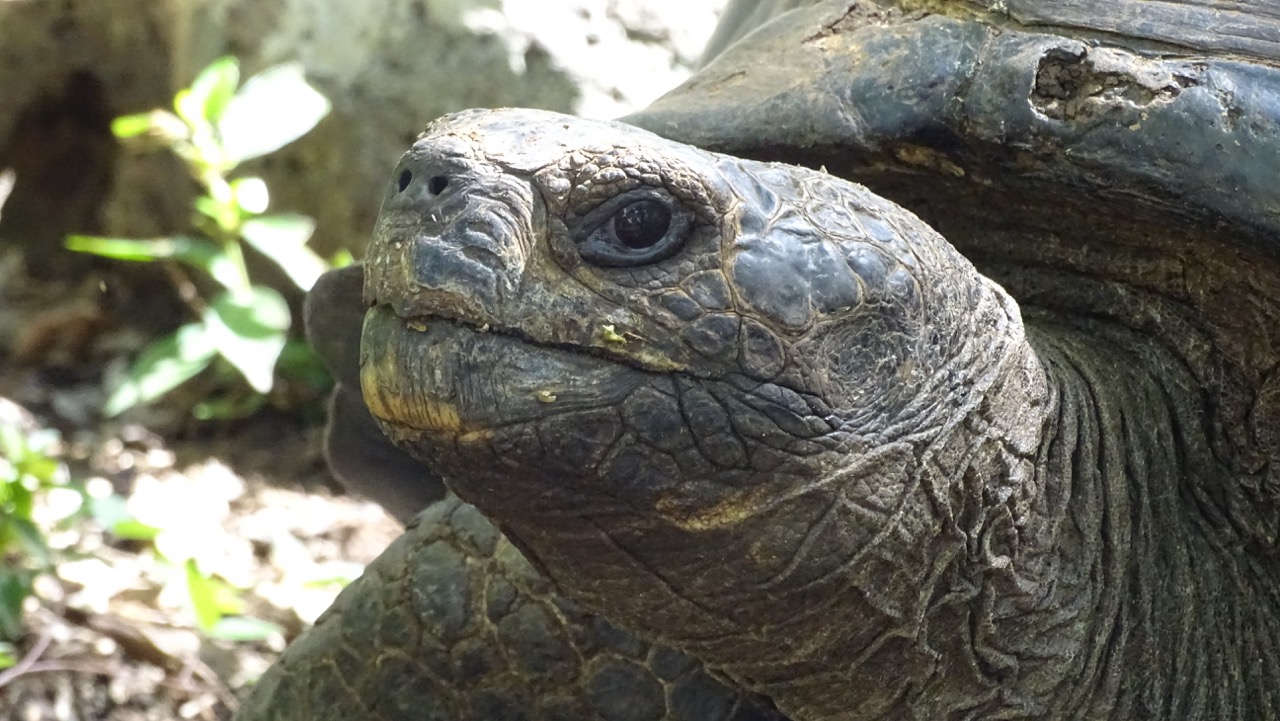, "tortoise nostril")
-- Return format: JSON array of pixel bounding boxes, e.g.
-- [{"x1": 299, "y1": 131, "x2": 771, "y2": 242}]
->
[
  {"x1": 428, "y1": 175, "x2": 449, "y2": 195},
  {"x1": 397, "y1": 169, "x2": 412, "y2": 193}
]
